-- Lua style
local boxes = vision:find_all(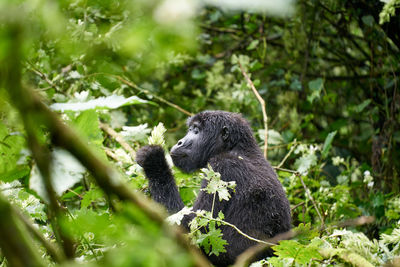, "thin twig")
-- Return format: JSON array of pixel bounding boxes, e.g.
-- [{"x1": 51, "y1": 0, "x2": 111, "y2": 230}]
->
[
  {"x1": 273, "y1": 166, "x2": 325, "y2": 228},
  {"x1": 198, "y1": 215, "x2": 276, "y2": 246},
  {"x1": 99, "y1": 122, "x2": 136, "y2": 160},
  {"x1": 268, "y1": 140, "x2": 301, "y2": 150},
  {"x1": 104, "y1": 147, "x2": 120, "y2": 162},
  {"x1": 276, "y1": 142, "x2": 297, "y2": 168},
  {"x1": 291, "y1": 201, "x2": 305, "y2": 212},
  {"x1": 298, "y1": 174, "x2": 325, "y2": 228},
  {"x1": 200, "y1": 24, "x2": 240, "y2": 34},
  {"x1": 115, "y1": 75, "x2": 194, "y2": 117},
  {"x1": 86, "y1": 73, "x2": 194, "y2": 117},
  {"x1": 273, "y1": 167, "x2": 298, "y2": 174},
  {"x1": 26, "y1": 61, "x2": 61, "y2": 92},
  {"x1": 238, "y1": 62, "x2": 268, "y2": 159},
  {"x1": 67, "y1": 189, "x2": 83, "y2": 199}
]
